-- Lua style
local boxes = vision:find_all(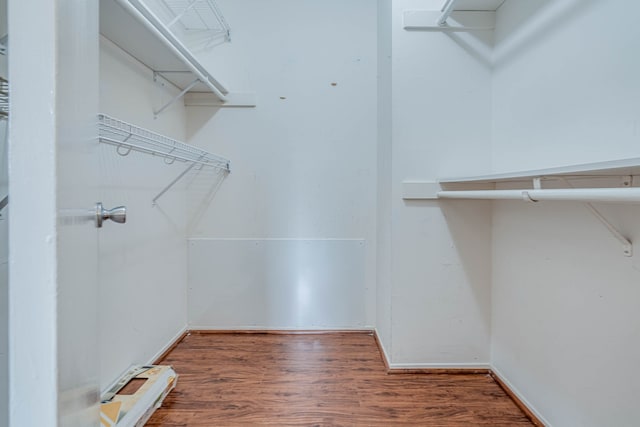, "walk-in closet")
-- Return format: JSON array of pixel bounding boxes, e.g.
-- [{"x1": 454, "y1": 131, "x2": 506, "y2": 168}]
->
[{"x1": 4, "y1": 0, "x2": 640, "y2": 426}]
